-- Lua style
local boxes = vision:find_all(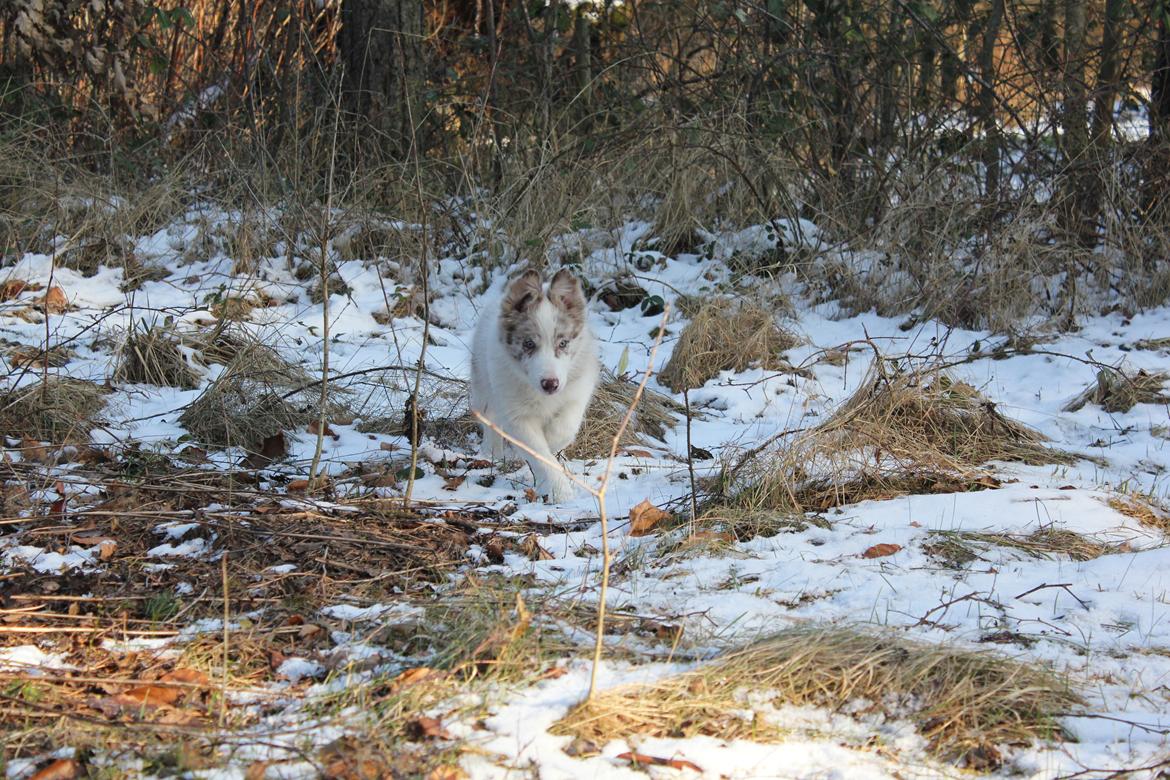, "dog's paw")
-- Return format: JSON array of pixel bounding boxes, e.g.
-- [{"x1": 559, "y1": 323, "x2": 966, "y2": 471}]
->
[{"x1": 537, "y1": 475, "x2": 577, "y2": 503}]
